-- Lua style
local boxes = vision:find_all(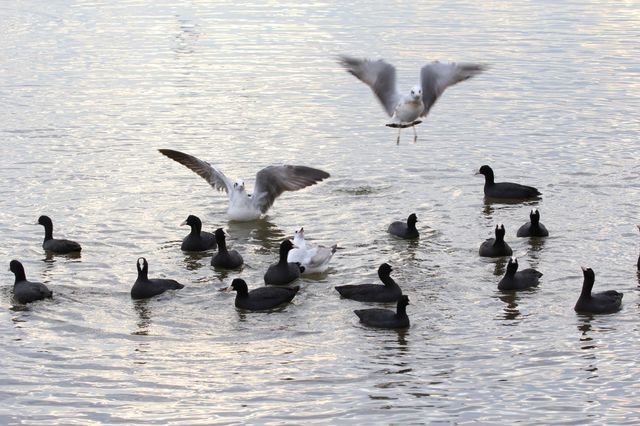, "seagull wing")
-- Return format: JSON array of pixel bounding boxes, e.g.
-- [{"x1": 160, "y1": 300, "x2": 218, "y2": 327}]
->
[
  {"x1": 338, "y1": 55, "x2": 401, "y2": 117},
  {"x1": 420, "y1": 61, "x2": 487, "y2": 116},
  {"x1": 159, "y1": 149, "x2": 233, "y2": 194},
  {"x1": 252, "y1": 165, "x2": 330, "y2": 213}
]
